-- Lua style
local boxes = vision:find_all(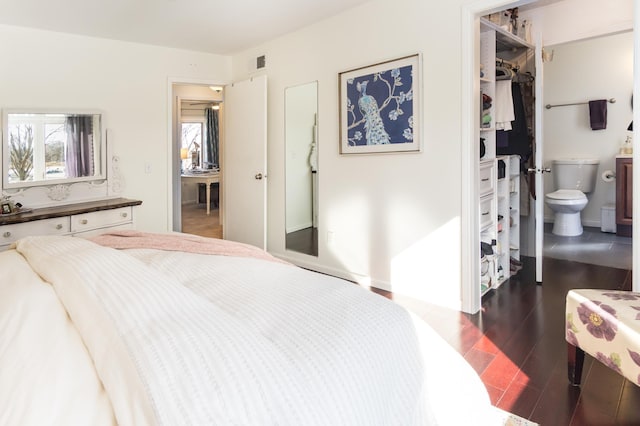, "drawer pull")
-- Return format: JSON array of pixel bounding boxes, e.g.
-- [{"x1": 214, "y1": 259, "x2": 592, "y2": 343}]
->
[
  {"x1": 56, "y1": 224, "x2": 63, "y2": 230},
  {"x1": 481, "y1": 211, "x2": 490, "y2": 216},
  {"x1": 121, "y1": 212, "x2": 128, "y2": 218},
  {"x1": 81, "y1": 219, "x2": 88, "y2": 225},
  {"x1": 3, "y1": 231, "x2": 11, "y2": 238},
  {"x1": 481, "y1": 178, "x2": 490, "y2": 182}
]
